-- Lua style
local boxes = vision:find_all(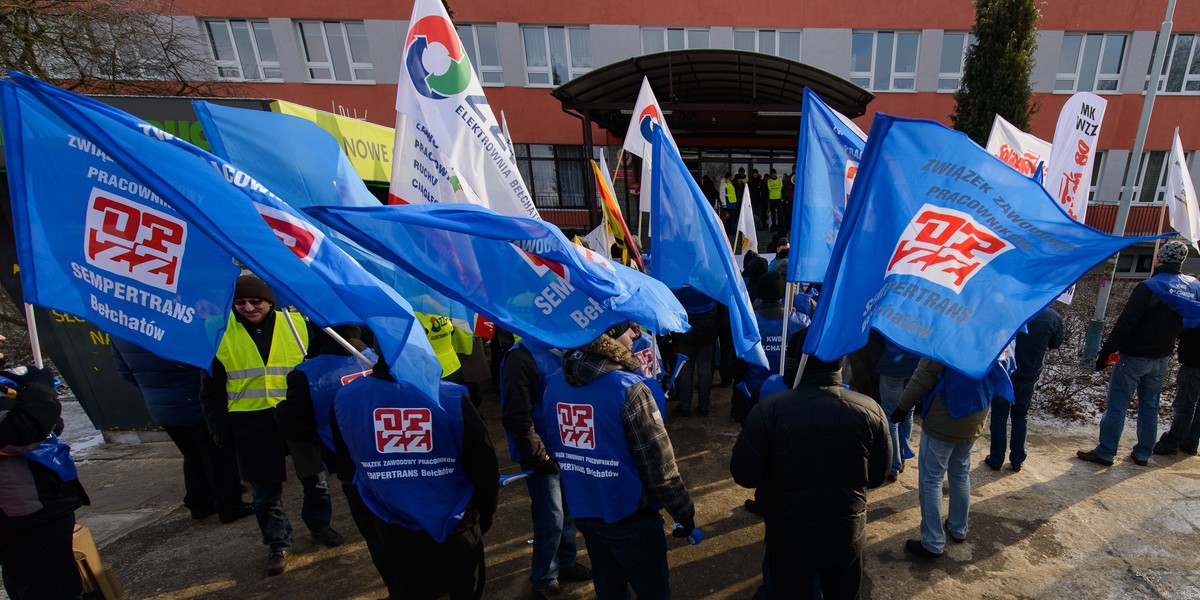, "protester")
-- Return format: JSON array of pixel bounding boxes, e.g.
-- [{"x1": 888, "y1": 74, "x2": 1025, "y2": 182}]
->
[
  {"x1": 539, "y1": 323, "x2": 697, "y2": 599},
  {"x1": 765, "y1": 168, "x2": 783, "y2": 230},
  {"x1": 767, "y1": 237, "x2": 789, "y2": 272},
  {"x1": 986, "y1": 306, "x2": 1063, "y2": 471},
  {"x1": 875, "y1": 334, "x2": 921, "y2": 482},
  {"x1": 1079, "y1": 241, "x2": 1198, "y2": 467},
  {"x1": 274, "y1": 326, "x2": 402, "y2": 595},
  {"x1": 742, "y1": 250, "x2": 770, "y2": 305},
  {"x1": 672, "y1": 286, "x2": 720, "y2": 417},
  {"x1": 731, "y1": 272, "x2": 809, "y2": 423},
  {"x1": 334, "y1": 359, "x2": 499, "y2": 600},
  {"x1": 200, "y1": 275, "x2": 342, "y2": 577},
  {"x1": 731, "y1": 337, "x2": 888, "y2": 599},
  {"x1": 894, "y1": 346, "x2": 1015, "y2": 559},
  {"x1": 720, "y1": 172, "x2": 737, "y2": 208},
  {"x1": 500, "y1": 340, "x2": 592, "y2": 599},
  {"x1": 0, "y1": 345, "x2": 89, "y2": 600},
  {"x1": 112, "y1": 339, "x2": 253, "y2": 523},
  {"x1": 1155, "y1": 325, "x2": 1200, "y2": 457}
]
